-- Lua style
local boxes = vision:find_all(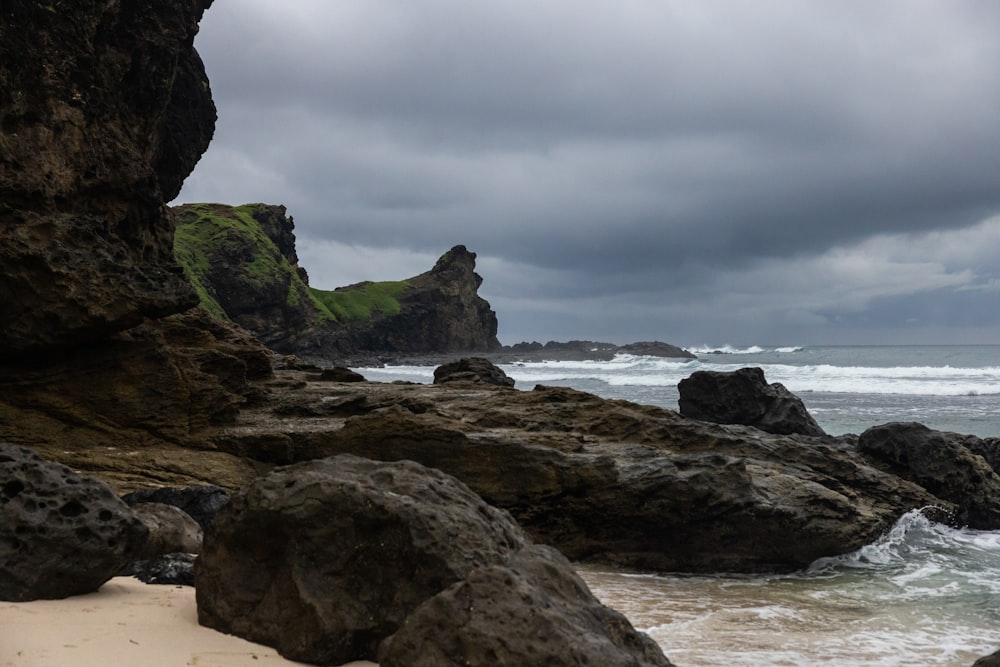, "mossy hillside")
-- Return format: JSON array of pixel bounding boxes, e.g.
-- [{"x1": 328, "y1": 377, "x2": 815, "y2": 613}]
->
[
  {"x1": 173, "y1": 203, "x2": 321, "y2": 318},
  {"x1": 173, "y1": 203, "x2": 411, "y2": 324},
  {"x1": 310, "y1": 281, "x2": 410, "y2": 322}
]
